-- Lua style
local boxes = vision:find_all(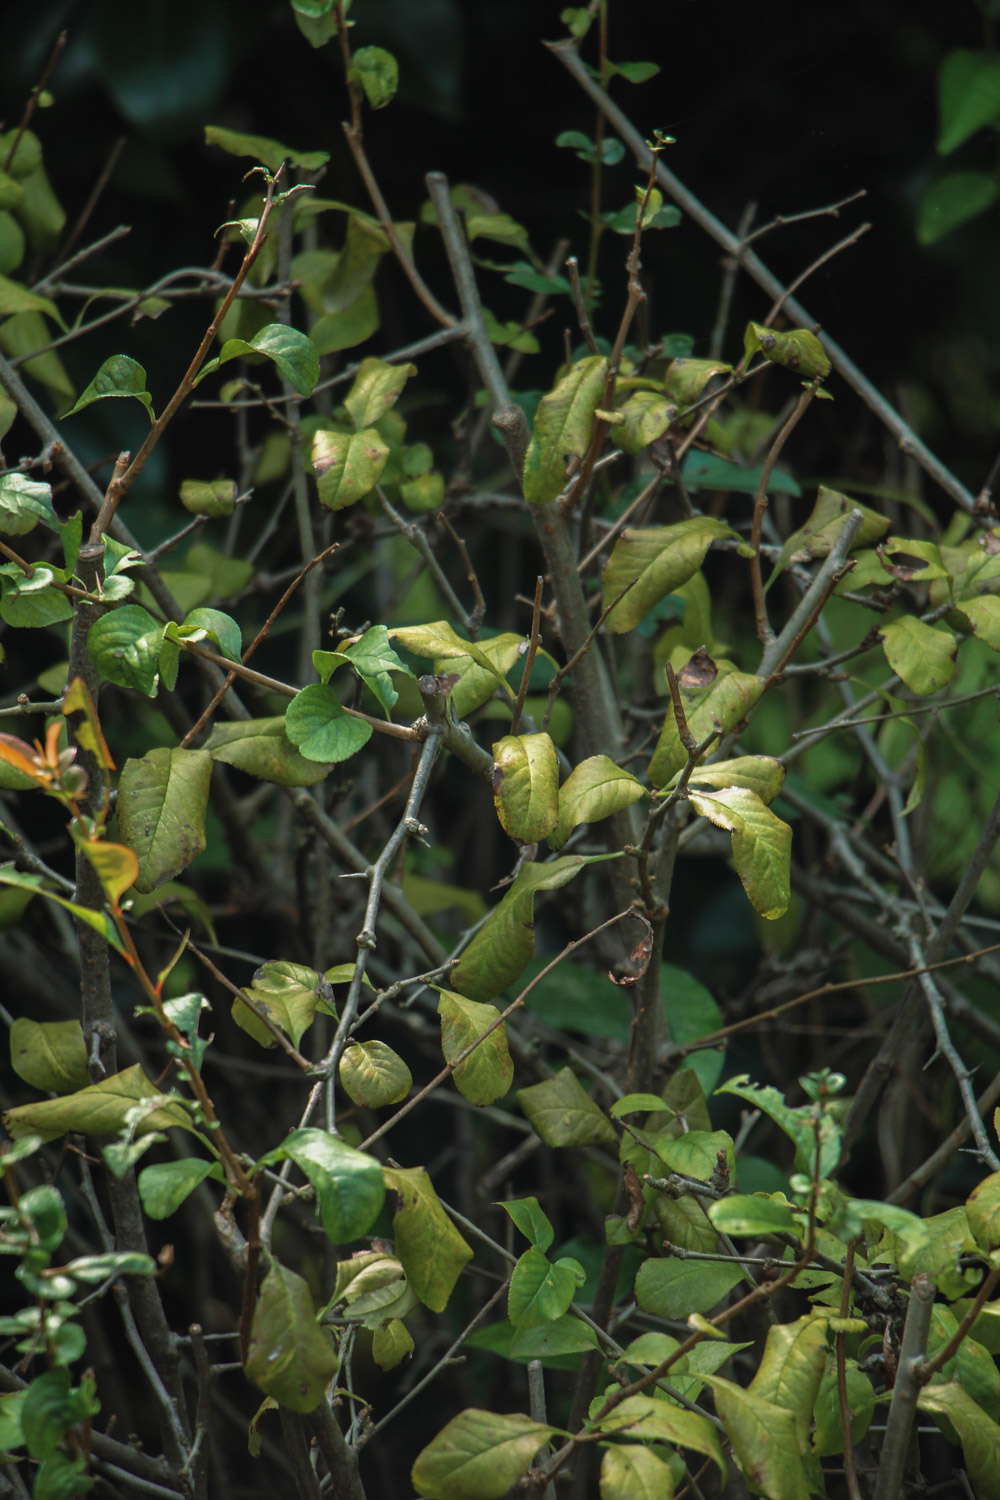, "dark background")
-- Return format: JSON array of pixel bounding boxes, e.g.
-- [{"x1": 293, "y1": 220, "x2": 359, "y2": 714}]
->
[{"x1": 3, "y1": 0, "x2": 999, "y2": 501}]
